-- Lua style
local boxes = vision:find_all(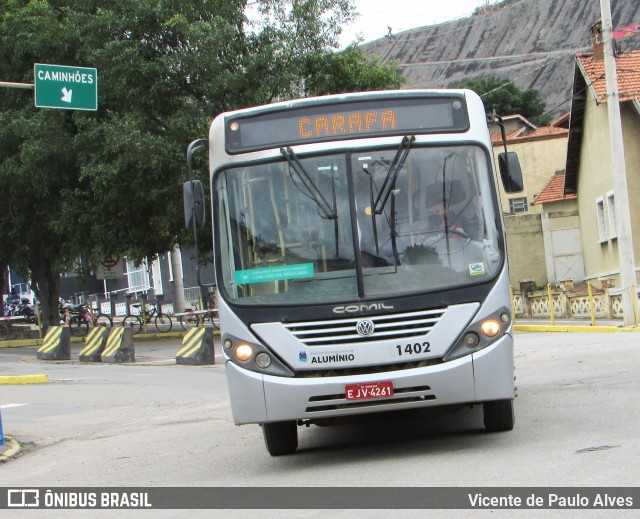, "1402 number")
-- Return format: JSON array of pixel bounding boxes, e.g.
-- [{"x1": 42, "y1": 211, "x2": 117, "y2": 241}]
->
[{"x1": 396, "y1": 342, "x2": 431, "y2": 356}]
